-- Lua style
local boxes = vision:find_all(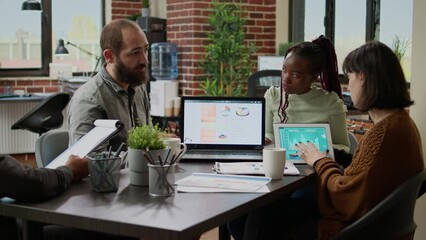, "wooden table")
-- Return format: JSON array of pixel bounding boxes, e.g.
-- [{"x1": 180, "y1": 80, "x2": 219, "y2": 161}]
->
[{"x1": 0, "y1": 162, "x2": 315, "y2": 240}]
